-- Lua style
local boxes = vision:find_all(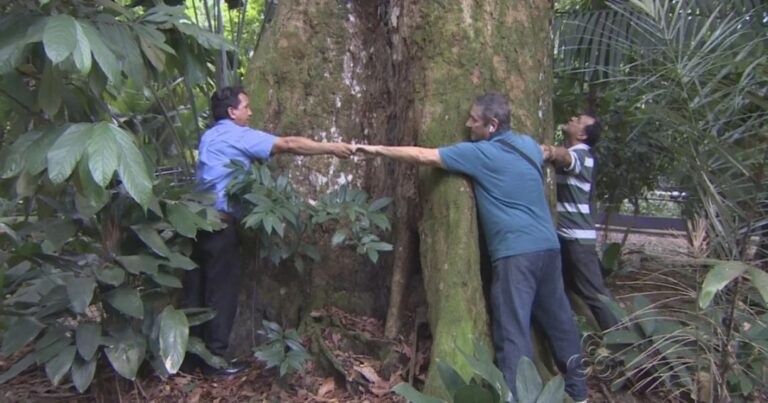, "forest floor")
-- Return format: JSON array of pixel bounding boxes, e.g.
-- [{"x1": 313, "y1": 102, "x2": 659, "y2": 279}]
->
[{"x1": 0, "y1": 230, "x2": 716, "y2": 402}]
